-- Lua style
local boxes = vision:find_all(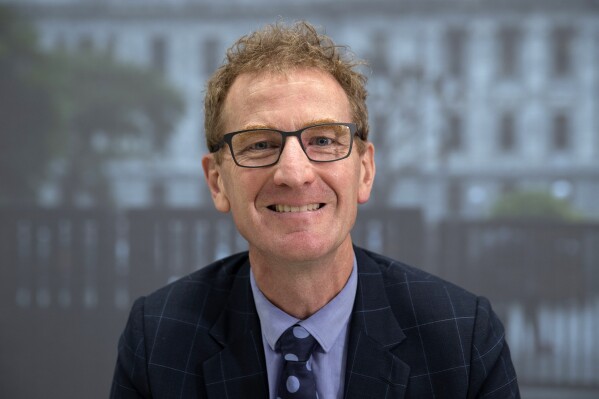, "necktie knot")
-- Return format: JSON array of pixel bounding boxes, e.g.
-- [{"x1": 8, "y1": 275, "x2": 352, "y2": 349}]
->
[{"x1": 277, "y1": 325, "x2": 317, "y2": 362}]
